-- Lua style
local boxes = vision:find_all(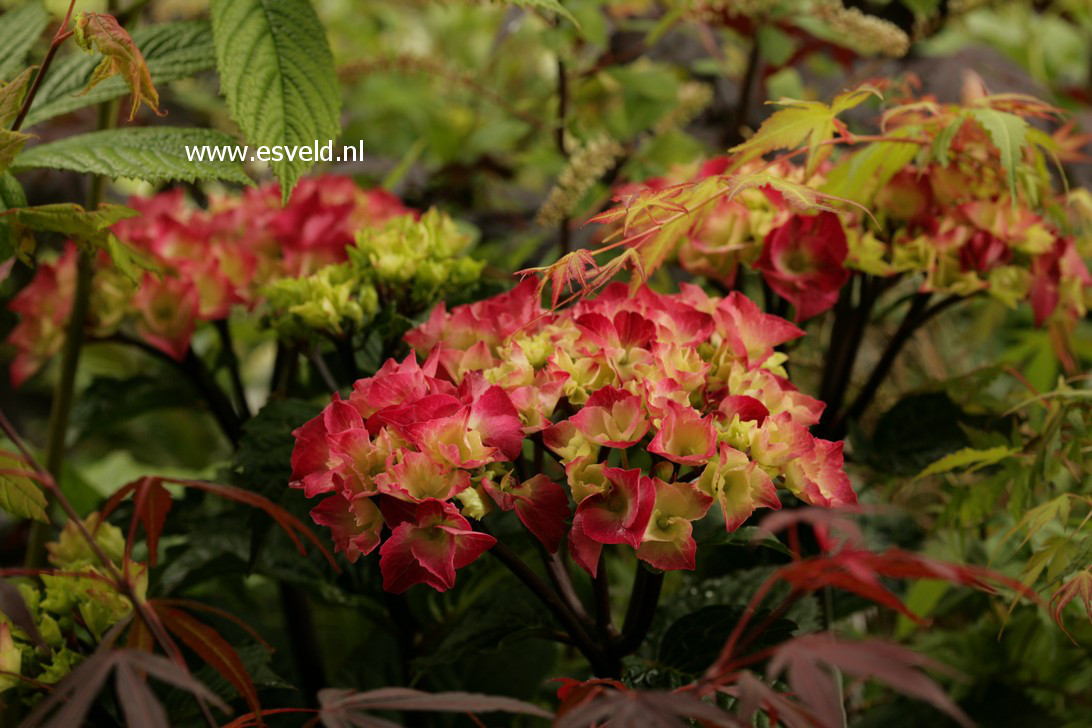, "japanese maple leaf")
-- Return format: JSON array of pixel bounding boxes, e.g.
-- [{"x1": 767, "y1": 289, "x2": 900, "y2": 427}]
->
[{"x1": 75, "y1": 12, "x2": 164, "y2": 120}]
